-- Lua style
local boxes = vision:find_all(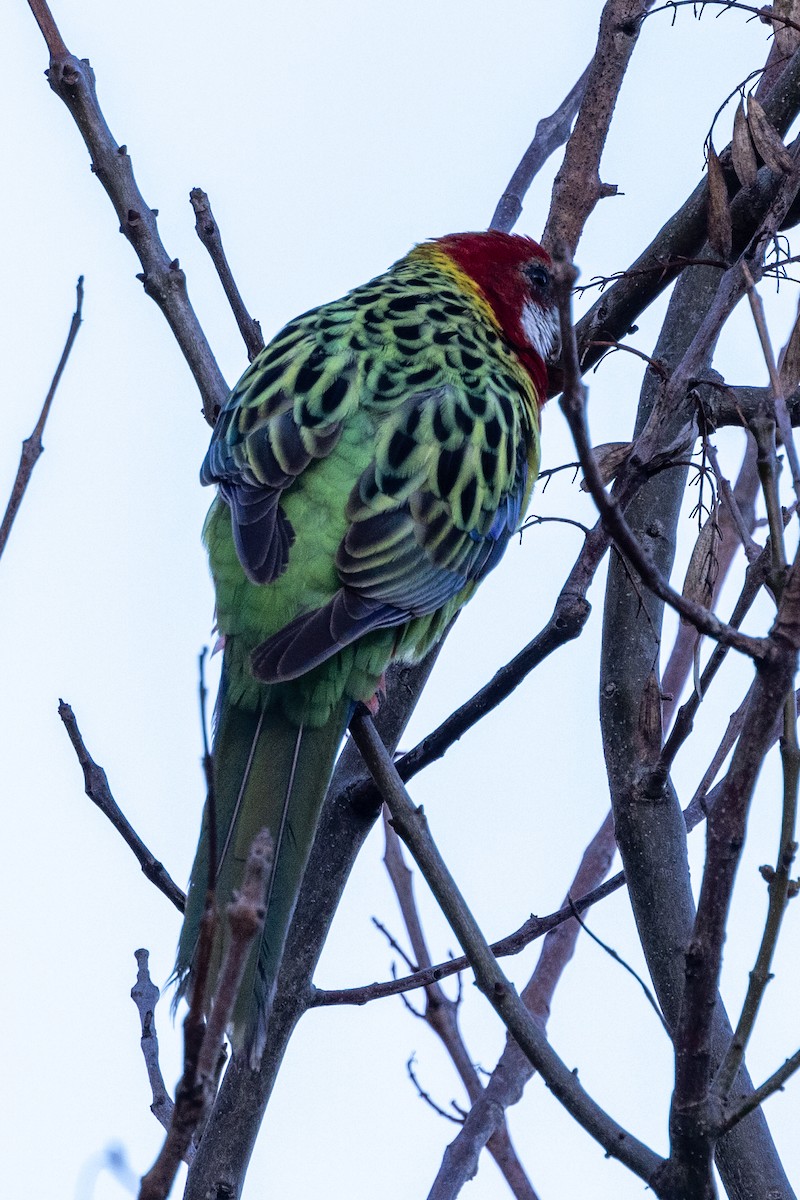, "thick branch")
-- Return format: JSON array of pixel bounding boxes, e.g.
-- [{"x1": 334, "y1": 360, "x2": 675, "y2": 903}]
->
[
  {"x1": 543, "y1": 0, "x2": 654, "y2": 255},
  {"x1": 571, "y1": 41, "x2": 800, "y2": 378}
]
